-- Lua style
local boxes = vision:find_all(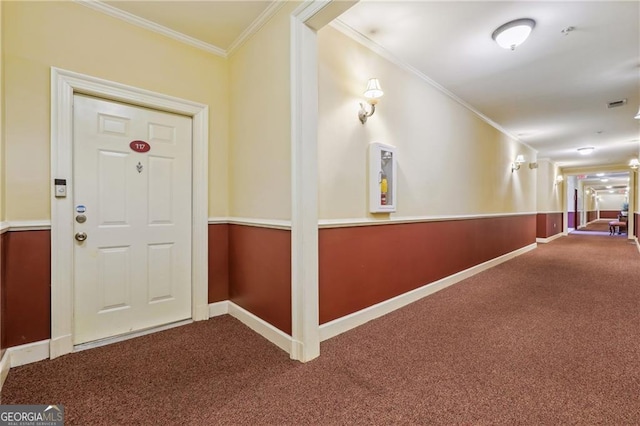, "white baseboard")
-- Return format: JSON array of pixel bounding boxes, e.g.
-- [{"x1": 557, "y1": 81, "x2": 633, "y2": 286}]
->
[
  {"x1": 0, "y1": 350, "x2": 10, "y2": 392},
  {"x1": 8, "y1": 340, "x2": 50, "y2": 368},
  {"x1": 319, "y1": 242, "x2": 538, "y2": 342},
  {"x1": 49, "y1": 334, "x2": 73, "y2": 360},
  {"x1": 537, "y1": 233, "x2": 564, "y2": 244},
  {"x1": 208, "y1": 301, "x2": 230, "y2": 317},
  {"x1": 227, "y1": 302, "x2": 292, "y2": 355}
]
